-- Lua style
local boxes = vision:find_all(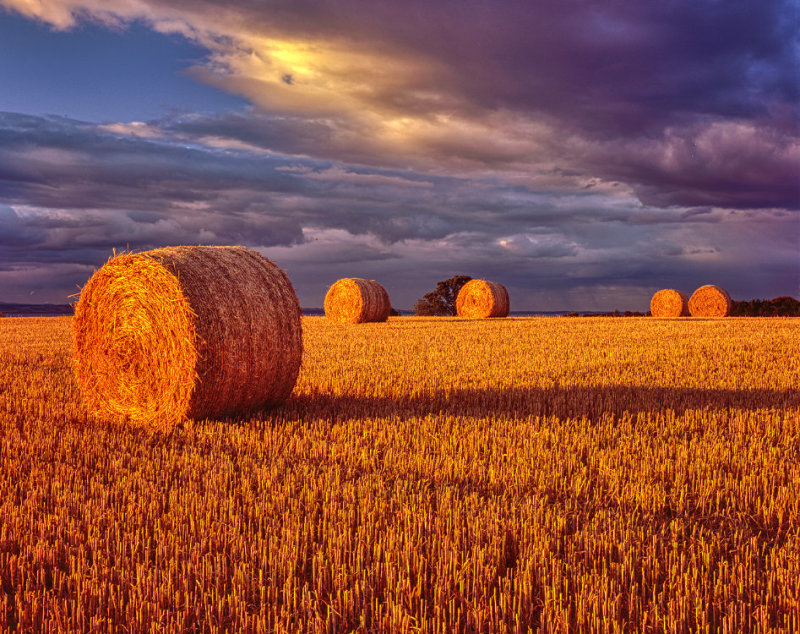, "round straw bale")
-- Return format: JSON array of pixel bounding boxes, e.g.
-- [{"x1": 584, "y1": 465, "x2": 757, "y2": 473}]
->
[
  {"x1": 324, "y1": 278, "x2": 391, "y2": 323},
  {"x1": 72, "y1": 246, "x2": 303, "y2": 429},
  {"x1": 689, "y1": 284, "x2": 732, "y2": 317},
  {"x1": 650, "y1": 289, "x2": 690, "y2": 317},
  {"x1": 456, "y1": 279, "x2": 510, "y2": 318}
]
